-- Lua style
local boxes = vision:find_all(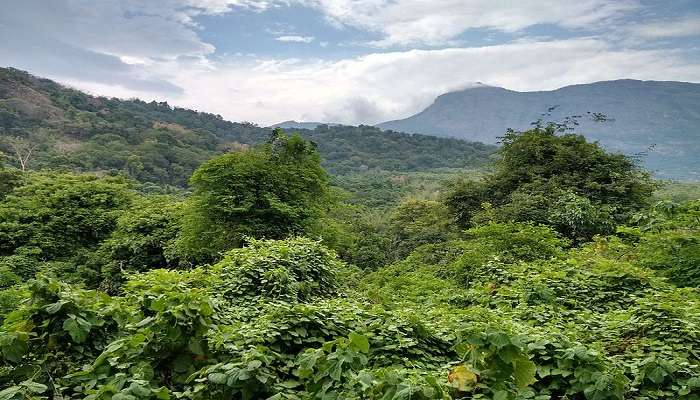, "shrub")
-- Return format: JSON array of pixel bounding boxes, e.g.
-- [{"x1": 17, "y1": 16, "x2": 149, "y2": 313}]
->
[
  {"x1": 462, "y1": 222, "x2": 569, "y2": 262},
  {"x1": 215, "y1": 237, "x2": 343, "y2": 303}
]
